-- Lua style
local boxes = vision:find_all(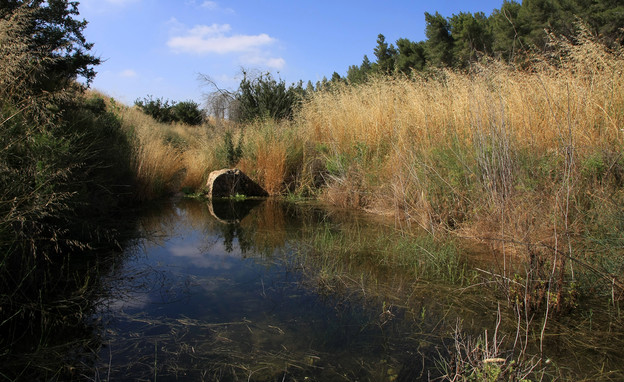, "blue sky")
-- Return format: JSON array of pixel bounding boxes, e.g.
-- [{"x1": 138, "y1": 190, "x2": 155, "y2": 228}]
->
[{"x1": 80, "y1": 0, "x2": 505, "y2": 105}]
